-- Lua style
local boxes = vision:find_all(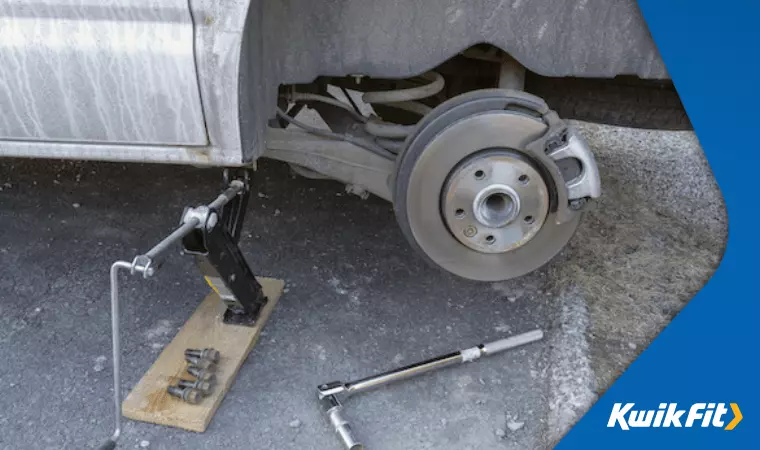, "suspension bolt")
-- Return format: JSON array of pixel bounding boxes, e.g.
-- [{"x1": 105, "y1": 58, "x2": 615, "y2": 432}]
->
[
  {"x1": 185, "y1": 348, "x2": 221, "y2": 364},
  {"x1": 187, "y1": 366, "x2": 216, "y2": 383},
  {"x1": 185, "y1": 355, "x2": 217, "y2": 371},
  {"x1": 167, "y1": 385, "x2": 202, "y2": 404},
  {"x1": 178, "y1": 378, "x2": 214, "y2": 396}
]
